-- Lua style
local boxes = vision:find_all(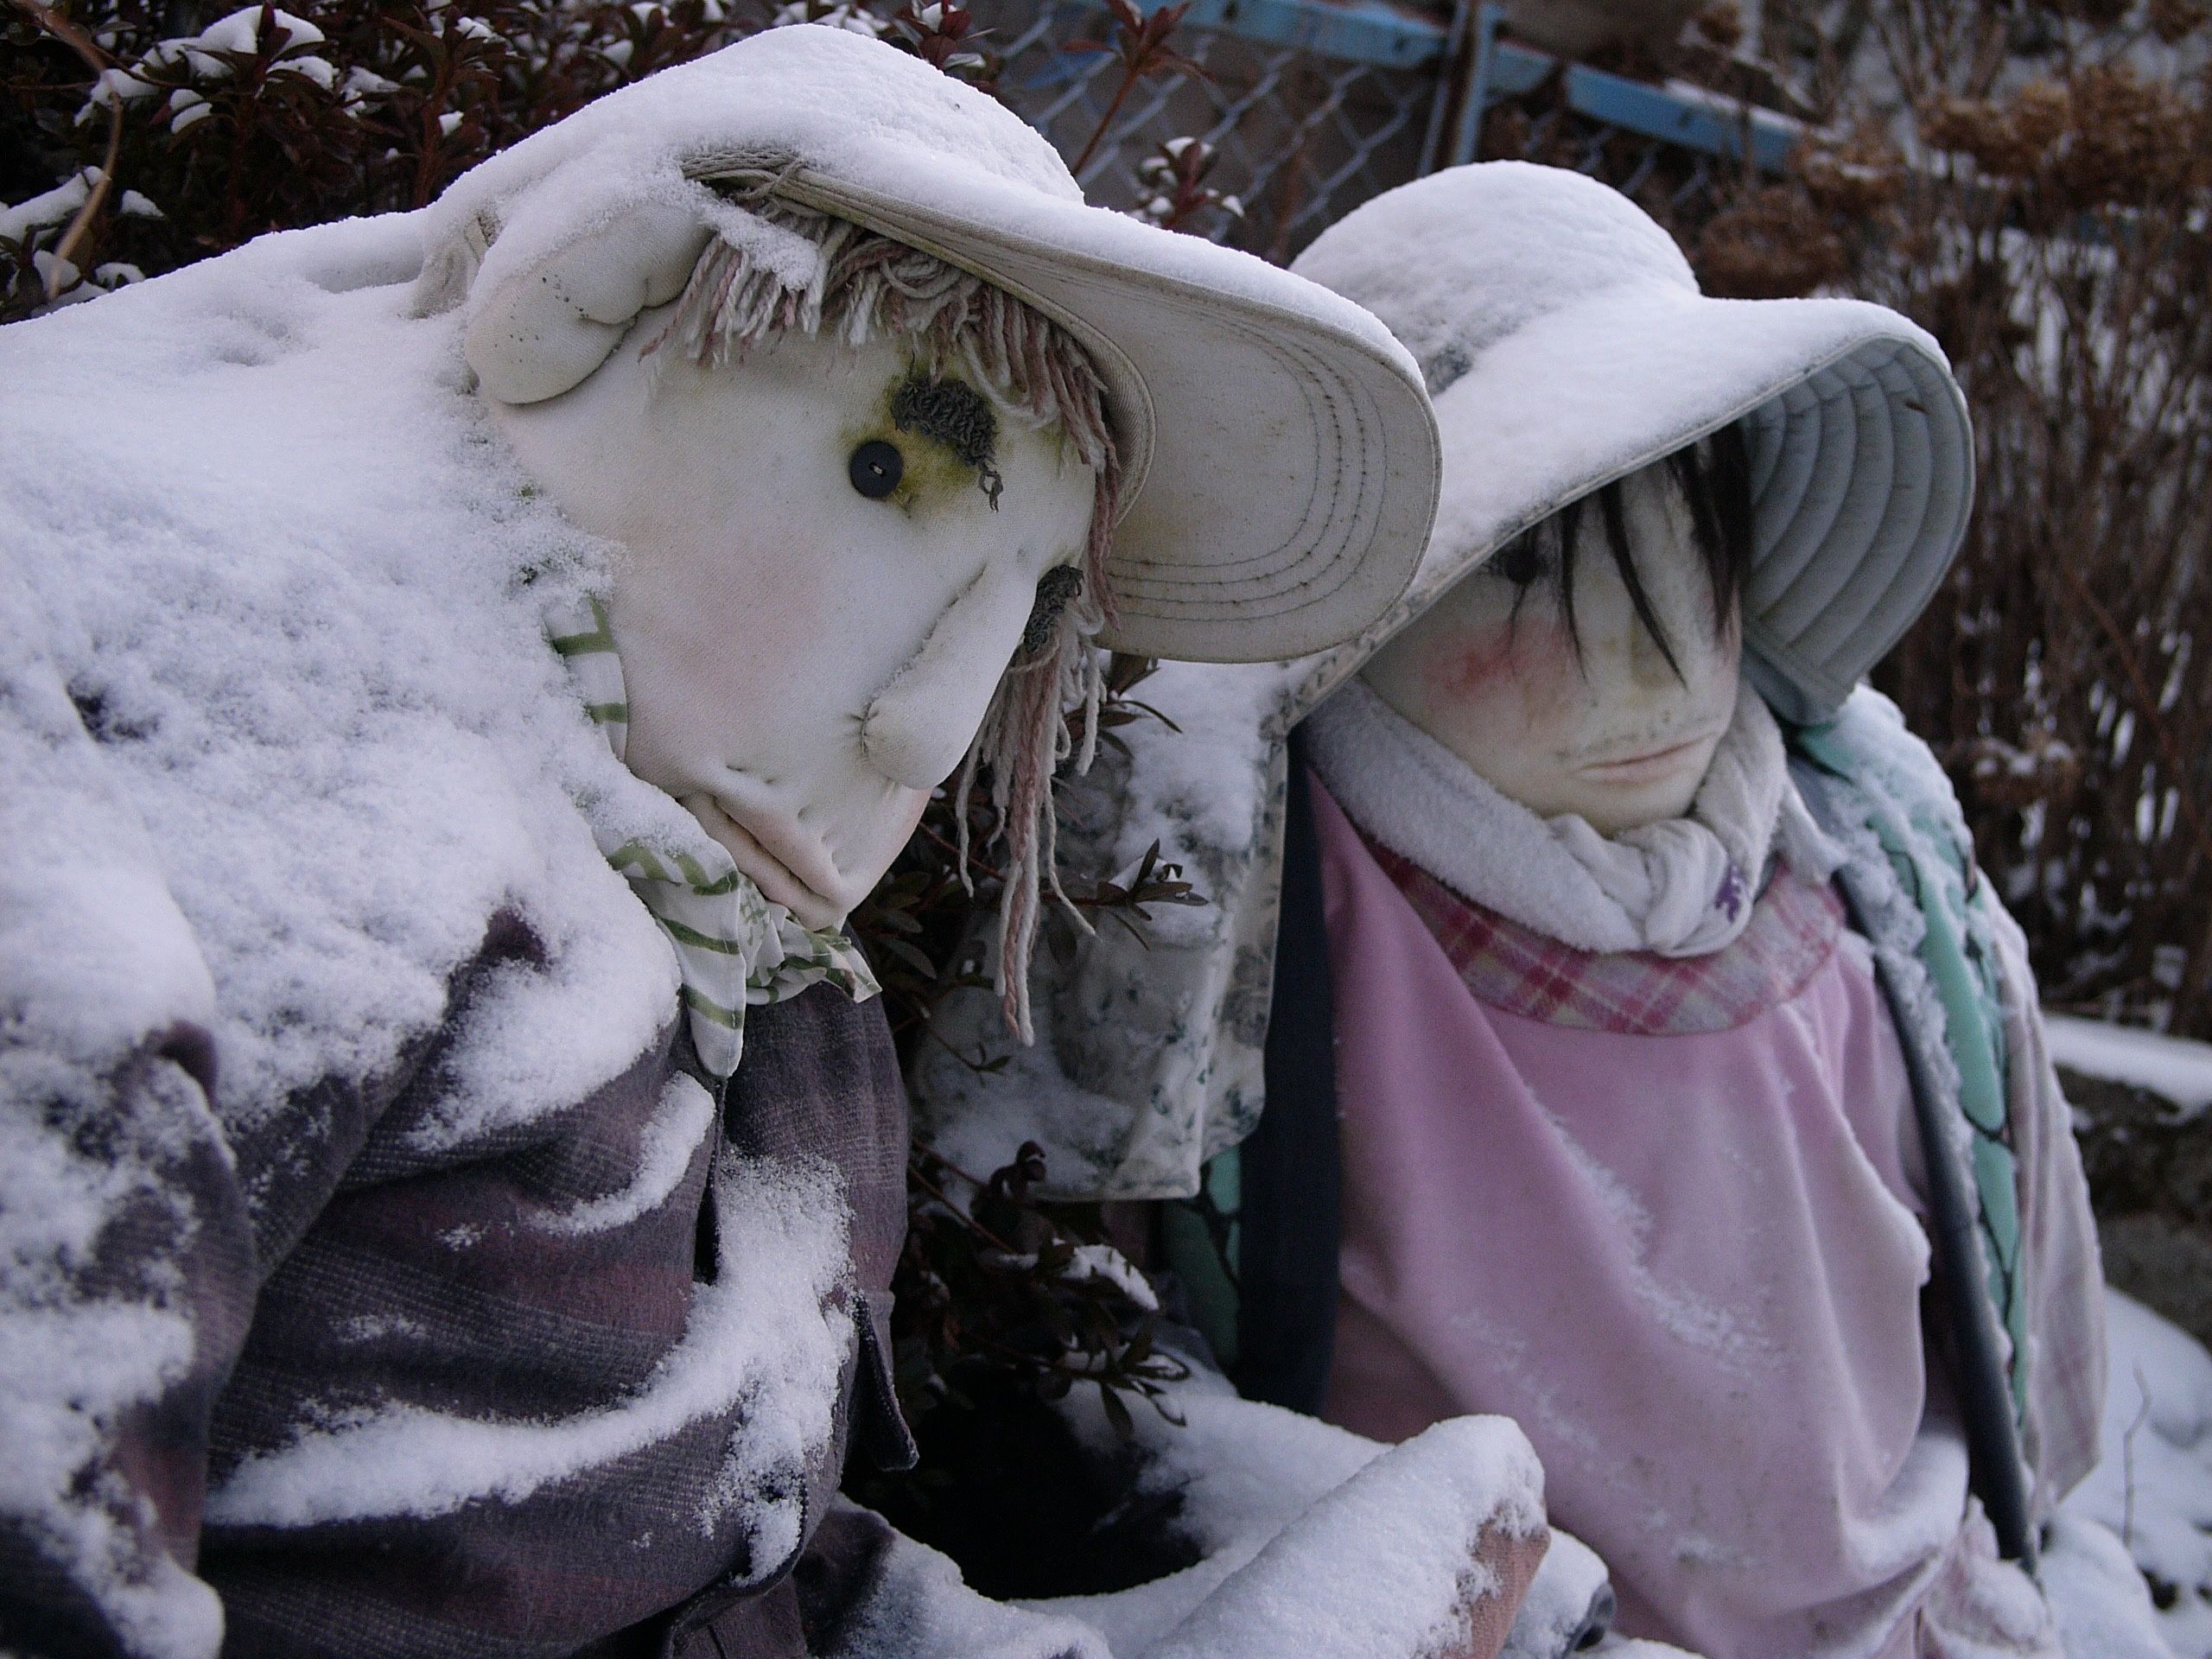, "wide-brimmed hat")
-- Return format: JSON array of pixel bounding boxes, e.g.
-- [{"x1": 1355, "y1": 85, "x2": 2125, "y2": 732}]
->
[
  {"x1": 1281, "y1": 162, "x2": 1974, "y2": 723},
  {"x1": 416, "y1": 24, "x2": 1440, "y2": 665}
]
